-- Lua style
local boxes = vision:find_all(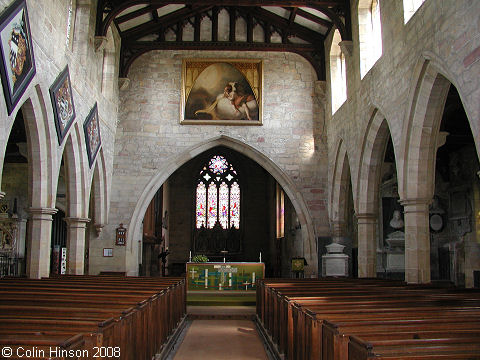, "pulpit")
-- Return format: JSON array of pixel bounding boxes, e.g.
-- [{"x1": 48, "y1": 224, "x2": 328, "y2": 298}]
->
[{"x1": 186, "y1": 262, "x2": 264, "y2": 291}]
